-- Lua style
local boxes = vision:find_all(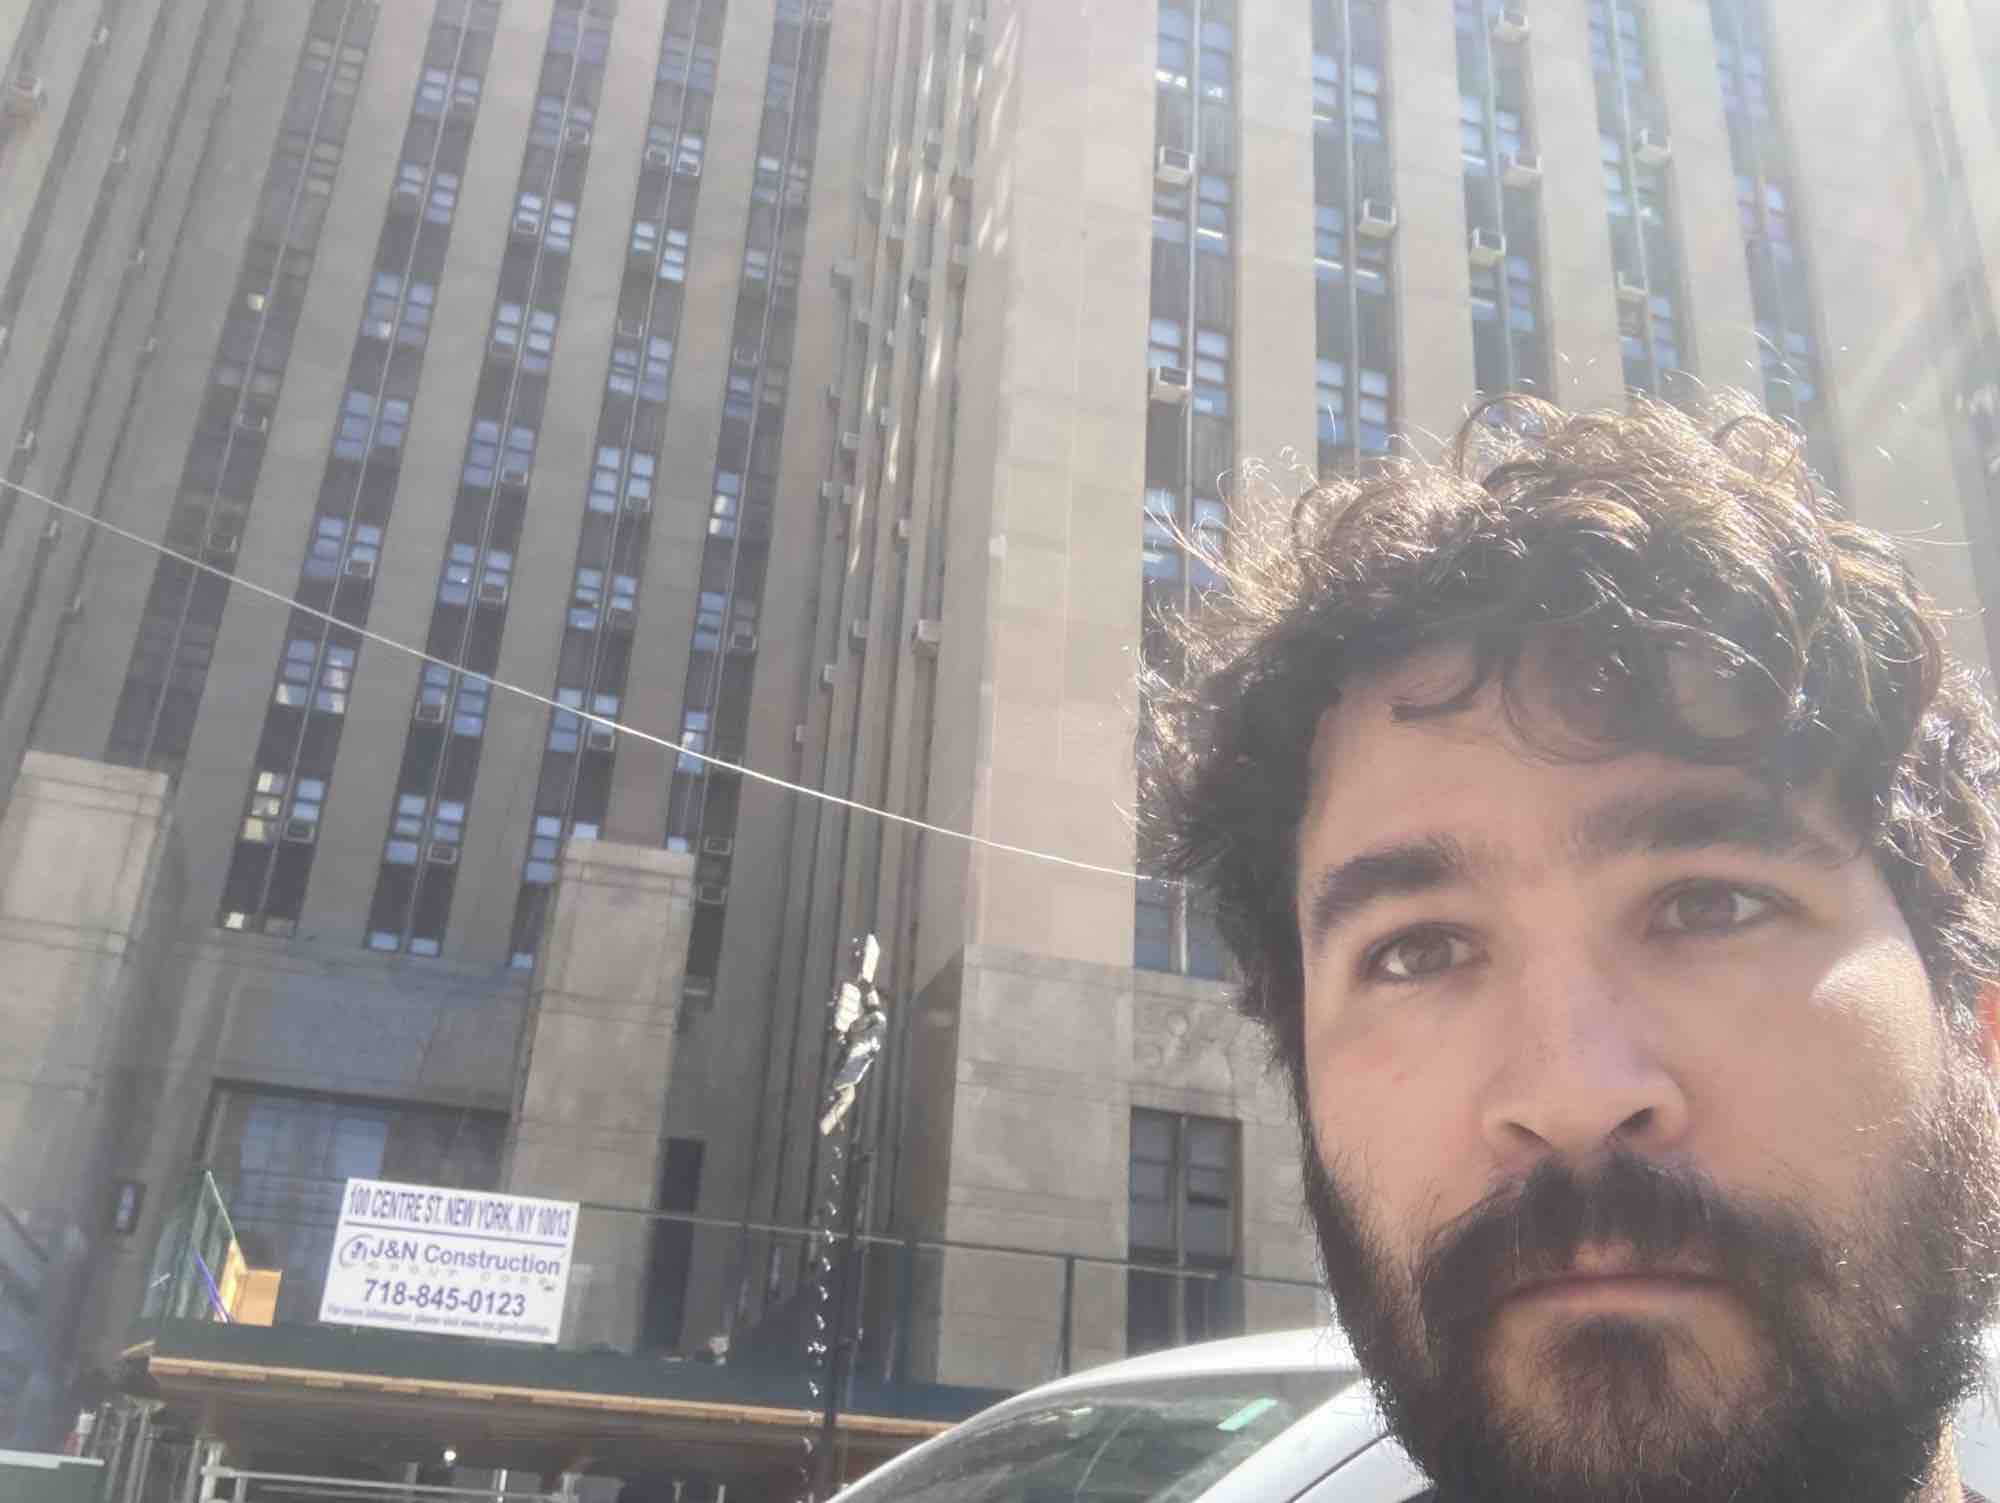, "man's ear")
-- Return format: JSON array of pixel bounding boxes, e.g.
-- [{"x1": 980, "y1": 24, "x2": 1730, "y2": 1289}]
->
[{"x1": 1976, "y1": 983, "x2": 2000, "y2": 1073}]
